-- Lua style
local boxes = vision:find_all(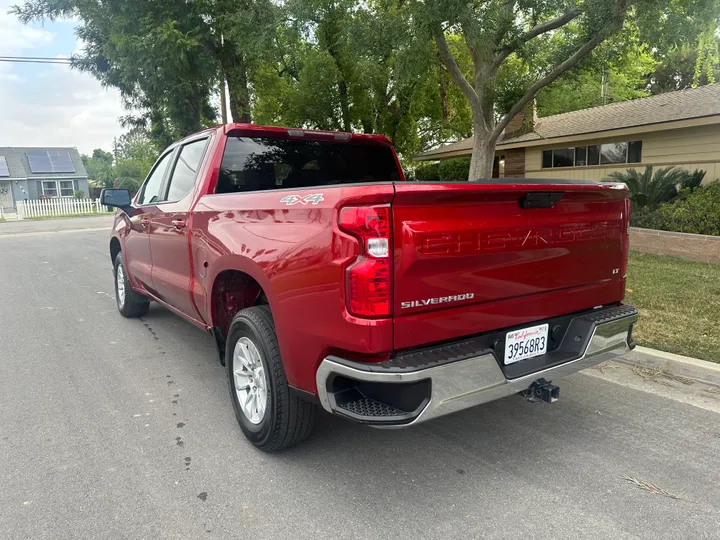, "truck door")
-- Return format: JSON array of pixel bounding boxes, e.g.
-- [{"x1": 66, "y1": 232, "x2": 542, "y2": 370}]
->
[
  {"x1": 124, "y1": 150, "x2": 174, "y2": 293},
  {"x1": 148, "y1": 136, "x2": 210, "y2": 322}
]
